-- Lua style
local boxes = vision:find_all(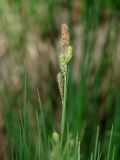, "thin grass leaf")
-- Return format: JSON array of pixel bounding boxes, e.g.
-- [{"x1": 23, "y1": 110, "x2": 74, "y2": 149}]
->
[
  {"x1": 112, "y1": 146, "x2": 115, "y2": 160},
  {"x1": 107, "y1": 125, "x2": 113, "y2": 160},
  {"x1": 94, "y1": 127, "x2": 99, "y2": 160},
  {"x1": 77, "y1": 141, "x2": 80, "y2": 160},
  {"x1": 37, "y1": 89, "x2": 48, "y2": 152},
  {"x1": 91, "y1": 153, "x2": 93, "y2": 160}
]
